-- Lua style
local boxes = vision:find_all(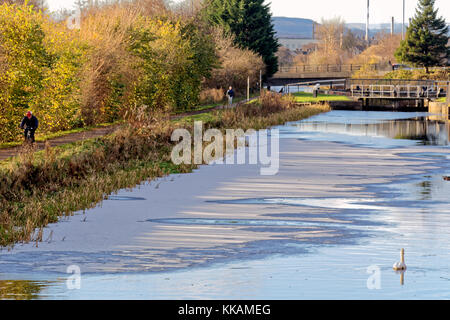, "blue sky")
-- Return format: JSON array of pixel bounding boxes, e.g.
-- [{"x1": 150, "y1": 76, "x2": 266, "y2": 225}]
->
[{"x1": 46, "y1": 0, "x2": 450, "y2": 24}]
